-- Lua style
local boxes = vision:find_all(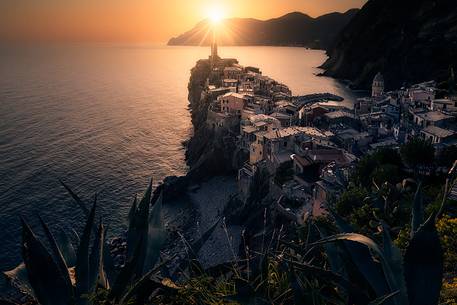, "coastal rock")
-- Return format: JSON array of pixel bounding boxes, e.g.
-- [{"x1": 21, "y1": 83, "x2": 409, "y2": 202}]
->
[{"x1": 322, "y1": 0, "x2": 457, "y2": 90}]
